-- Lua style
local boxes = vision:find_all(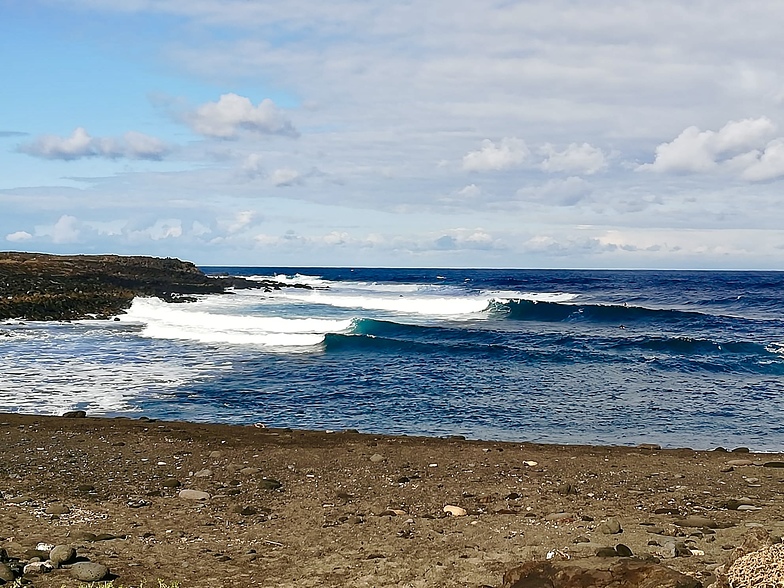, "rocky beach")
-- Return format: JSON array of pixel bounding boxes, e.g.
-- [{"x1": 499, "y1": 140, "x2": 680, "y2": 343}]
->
[{"x1": 2, "y1": 413, "x2": 784, "y2": 587}]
